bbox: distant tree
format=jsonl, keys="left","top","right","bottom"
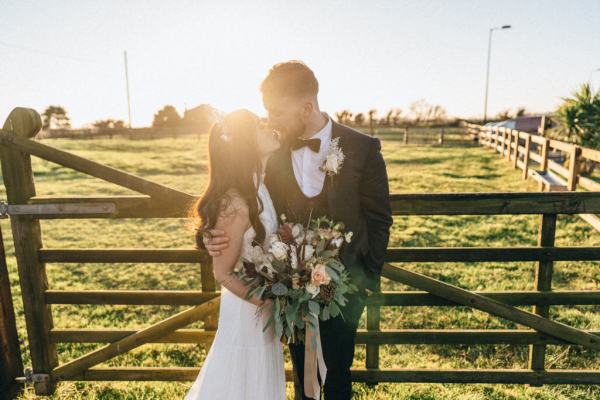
{"left": 409, "top": 100, "right": 447, "bottom": 126}
{"left": 335, "top": 110, "right": 353, "bottom": 125}
{"left": 428, "top": 105, "right": 448, "bottom": 125}
{"left": 495, "top": 109, "right": 512, "bottom": 120}
{"left": 93, "top": 119, "right": 125, "bottom": 129}
{"left": 354, "top": 113, "right": 365, "bottom": 126}
{"left": 42, "top": 105, "right": 71, "bottom": 129}
{"left": 515, "top": 107, "right": 527, "bottom": 117}
{"left": 152, "top": 105, "right": 182, "bottom": 128}
{"left": 391, "top": 109, "right": 403, "bottom": 127}
{"left": 368, "top": 109, "right": 378, "bottom": 135}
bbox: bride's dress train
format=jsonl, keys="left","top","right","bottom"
{"left": 184, "top": 181, "right": 286, "bottom": 400}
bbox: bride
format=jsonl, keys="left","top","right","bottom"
{"left": 185, "top": 109, "right": 285, "bottom": 399}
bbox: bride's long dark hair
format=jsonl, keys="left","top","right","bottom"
{"left": 188, "top": 109, "right": 265, "bottom": 249}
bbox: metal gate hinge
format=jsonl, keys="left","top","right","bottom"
{"left": 24, "top": 367, "right": 50, "bottom": 383}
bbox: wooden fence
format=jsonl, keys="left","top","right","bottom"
{"left": 464, "top": 122, "right": 600, "bottom": 231}
{"left": 1, "top": 108, "right": 600, "bottom": 397}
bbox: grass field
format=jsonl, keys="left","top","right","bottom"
{"left": 2, "top": 128, "right": 599, "bottom": 399}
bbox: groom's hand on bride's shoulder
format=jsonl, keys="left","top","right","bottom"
{"left": 202, "top": 229, "right": 230, "bottom": 256}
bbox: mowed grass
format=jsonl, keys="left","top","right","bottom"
{"left": 2, "top": 128, "right": 599, "bottom": 399}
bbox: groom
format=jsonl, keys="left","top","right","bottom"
{"left": 205, "top": 60, "right": 392, "bottom": 399}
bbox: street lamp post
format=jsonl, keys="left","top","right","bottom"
{"left": 483, "top": 24, "right": 512, "bottom": 123}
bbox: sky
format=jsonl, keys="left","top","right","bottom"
{"left": 1, "top": 0, "right": 600, "bottom": 128}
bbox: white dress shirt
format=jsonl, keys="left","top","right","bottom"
{"left": 291, "top": 115, "right": 332, "bottom": 198}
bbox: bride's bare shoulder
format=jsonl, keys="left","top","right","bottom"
{"left": 217, "top": 189, "right": 250, "bottom": 222}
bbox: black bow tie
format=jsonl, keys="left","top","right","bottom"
{"left": 291, "top": 137, "right": 321, "bottom": 153}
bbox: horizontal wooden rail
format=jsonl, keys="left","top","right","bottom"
{"left": 45, "top": 290, "right": 219, "bottom": 305}
{"left": 17, "top": 192, "right": 600, "bottom": 219}
{"left": 44, "top": 289, "right": 600, "bottom": 306}
{"left": 62, "top": 366, "right": 600, "bottom": 384}
{"left": 581, "top": 147, "right": 600, "bottom": 163}
{"left": 50, "top": 328, "right": 600, "bottom": 346}
{"left": 39, "top": 249, "right": 210, "bottom": 264}
{"left": 579, "top": 176, "right": 600, "bottom": 192}
{"left": 385, "top": 246, "right": 600, "bottom": 262}
{"left": 389, "top": 192, "right": 600, "bottom": 215}
{"left": 368, "top": 290, "right": 600, "bottom": 306}
{"left": 38, "top": 246, "right": 600, "bottom": 265}
{"left": 28, "top": 196, "right": 187, "bottom": 218}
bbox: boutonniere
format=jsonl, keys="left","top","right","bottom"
{"left": 319, "top": 137, "right": 345, "bottom": 182}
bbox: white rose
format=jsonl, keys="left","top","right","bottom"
{"left": 325, "top": 154, "right": 339, "bottom": 172}
{"left": 248, "top": 245, "right": 265, "bottom": 263}
{"left": 332, "top": 237, "right": 344, "bottom": 248}
{"left": 270, "top": 241, "right": 289, "bottom": 261}
{"left": 292, "top": 224, "right": 303, "bottom": 239}
{"left": 305, "top": 283, "right": 320, "bottom": 298}
{"left": 345, "top": 232, "right": 353, "bottom": 243}
{"left": 266, "top": 234, "right": 278, "bottom": 247}
{"left": 295, "top": 232, "right": 306, "bottom": 245}
{"left": 302, "top": 244, "right": 315, "bottom": 261}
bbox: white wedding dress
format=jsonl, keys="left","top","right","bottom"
{"left": 184, "top": 180, "right": 286, "bottom": 400}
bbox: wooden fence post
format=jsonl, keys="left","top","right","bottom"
{"left": 0, "top": 222, "right": 24, "bottom": 399}
{"left": 567, "top": 145, "right": 581, "bottom": 191}
{"left": 403, "top": 127, "right": 409, "bottom": 144}
{"left": 492, "top": 127, "right": 499, "bottom": 152}
{"left": 528, "top": 213, "right": 557, "bottom": 386}
{"left": 500, "top": 128, "right": 507, "bottom": 158}
{"left": 200, "top": 260, "right": 218, "bottom": 346}
{"left": 365, "top": 277, "right": 381, "bottom": 385}
{"left": 539, "top": 138, "right": 549, "bottom": 191}
{"left": 505, "top": 129, "right": 513, "bottom": 161}
{"left": 438, "top": 128, "right": 444, "bottom": 145}
{"left": 538, "top": 115, "right": 546, "bottom": 136}
{"left": 512, "top": 131, "right": 519, "bottom": 169}
{"left": 0, "top": 108, "right": 58, "bottom": 395}
{"left": 522, "top": 134, "right": 531, "bottom": 180}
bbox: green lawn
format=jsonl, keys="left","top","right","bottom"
{"left": 2, "top": 130, "right": 599, "bottom": 399}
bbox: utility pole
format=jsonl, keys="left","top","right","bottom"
{"left": 124, "top": 50, "right": 132, "bottom": 128}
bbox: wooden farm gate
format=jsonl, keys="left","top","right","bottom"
{"left": 1, "top": 108, "right": 599, "bottom": 397}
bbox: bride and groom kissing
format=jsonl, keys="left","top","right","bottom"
{"left": 185, "top": 60, "right": 392, "bottom": 400}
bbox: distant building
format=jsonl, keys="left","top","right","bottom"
{"left": 486, "top": 115, "right": 553, "bottom": 135}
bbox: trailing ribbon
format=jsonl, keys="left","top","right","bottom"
{"left": 304, "top": 313, "right": 327, "bottom": 400}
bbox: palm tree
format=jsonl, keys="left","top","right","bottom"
{"left": 553, "top": 83, "right": 600, "bottom": 174}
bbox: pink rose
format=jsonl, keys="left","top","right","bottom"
{"left": 311, "top": 263, "right": 331, "bottom": 287}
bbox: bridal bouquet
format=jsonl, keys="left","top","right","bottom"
{"left": 234, "top": 213, "right": 358, "bottom": 345}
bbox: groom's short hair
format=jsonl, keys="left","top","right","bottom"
{"left": 261, "top": 60, "right": 319, "bottom": 100}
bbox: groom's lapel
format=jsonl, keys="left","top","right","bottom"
{"left": 326, "top": 121, "right": 346, "bottom": 210}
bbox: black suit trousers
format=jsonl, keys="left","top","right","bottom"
{"left": 289, "top": 286, "right": 368, "bottom": 400}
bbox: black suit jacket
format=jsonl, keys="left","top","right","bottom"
{"left": 264, "top": 121, "right": 393, "bottom": 292}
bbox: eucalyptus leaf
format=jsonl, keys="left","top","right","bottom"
{"left": 308, "top": 300, "right": 320, "bottom": 315}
